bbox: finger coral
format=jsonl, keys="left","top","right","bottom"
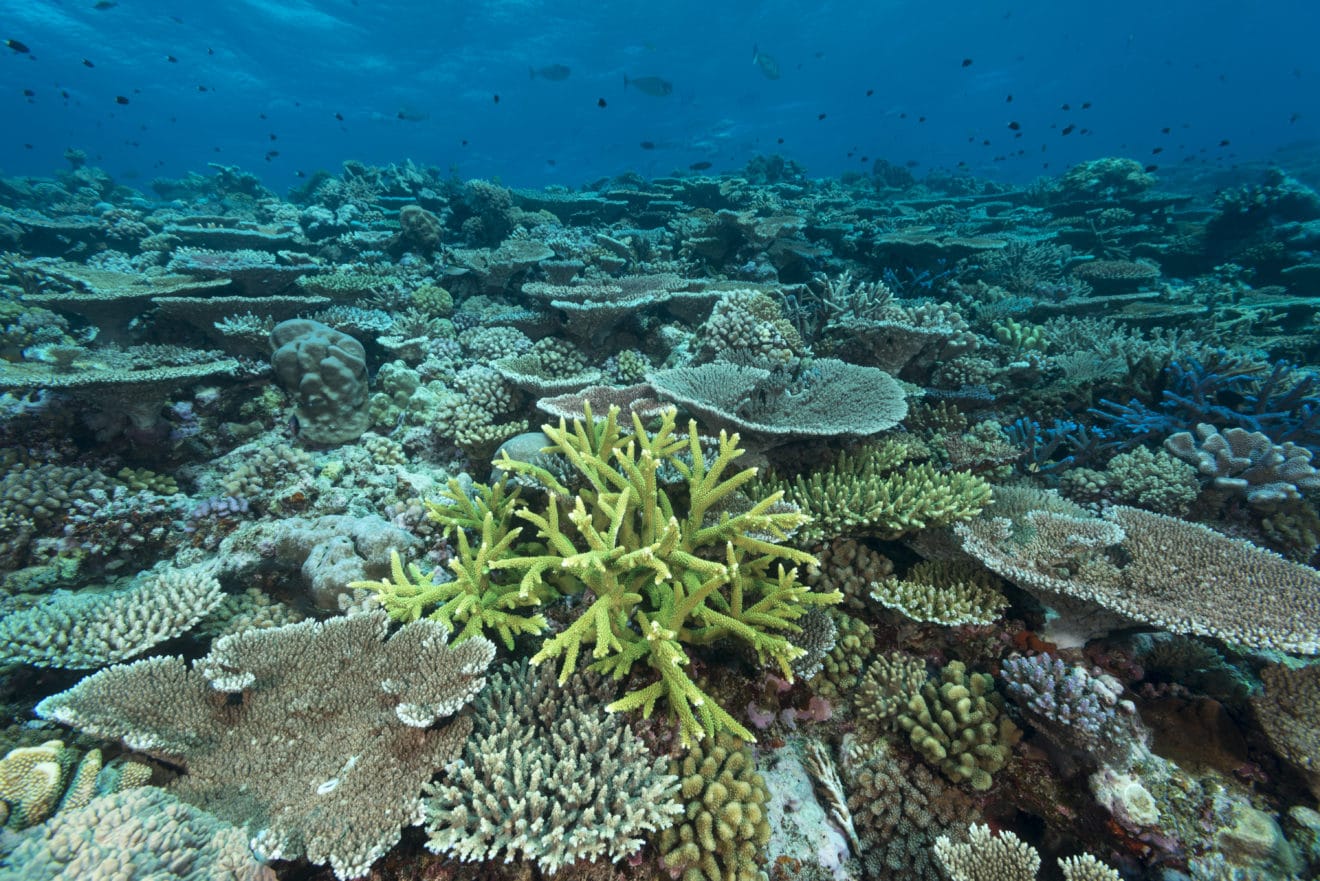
{"left": 659, "top": 732, "right": 772, "bottom": 881}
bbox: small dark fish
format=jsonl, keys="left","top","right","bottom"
{"left": 817, "top": 112, "right": 826, "bottom": 120}
{"left": 170, "top": 16, "right": 184, "bottom": 23}
{"left": 752, "top": 45, "right": 780, "bottom": 80}
{"left": 5, "top": 39, "right": 31, "bottom": 54}
{"left": 198, "top": 85, "right": 209, "bottom": 91}
{"left": 115, "top": 95, "right": 129, "bottom": 104}
{"left": 1161, "top": 127, "right": 1170, "bottom": 134}
{"left": 296, "top": 170, "right": 306, "bottom": 177}
{"left": 1144, "top": 164, "right": 1159, "bottom": 172}
{"left": 918, "top": 116, "right": 926, "bottom": 123}
{"left": 259, "top": 113, "right": 267, "bottom": 119}
{"left": 981, "top": 139, "right": 990, "bottom": 146}
{"left": 1008, "top": 121, "right": 1020, "bottom": 130}
{"left": 1219, "top": 139, "right": 1230, "bottom": 146}
{"left": 396, "top": 107, "right": 428, "bottom": 121}
{"left": 1290, "top": 112, "right": 1301, "bottom": 124}
{"left": 492, "top": 93, "right": 499, "bottom": 104}
{"left": 866, "top": 88, "right": 874, "bottom": 97}
{"left": 1061, "top": 124, "right": 1075, "bottom": 135}
{"left": 82, "top": 58, "right": 94, "bottom": 67}
{"left": 530, "top": 64, "right": 571, "bottom": 81}
{"left": 899, "top": 112, "right": 907, "bottom": 119}
{"left": 1152, "top": 146, "right": 1163, "bottom": 154}
{"left": 22, "top": 88, "right": 34, "bottom": 97}
{"left": 166, "top": 55, "right": 178, "bottom": 63}
{"left": 689, "top": 161, "right": 712, "bottom": 171}
{"left": 269, "top": 133, "right": 277, "bottom": 140}
{"left": 597, "top": 97, "right": 607, "bottom": 107}
{"left": 905, "top": 159, "right": 920, "bottom": 168}
{"left": 1006, "top": 94, "right": 1013, "bottom": 102}
{"left": 624, "top": 75, "right": 672, "bottom": 97}
{"left": 776, "top": 137, "right": 784, "bottom": 144}
{"left": 639, "top": 140, "right": 655, "bottom": 149}
{"left": 335, "top": 112, "right": 344, "bottom": 121}
{"left": 61, "top": 90, "right": 69, "bottom": 98}
{"left": 546, "top": 159, "right": 556, "bottom": 166}
{"left": 961, "top": 58, "right": 973, "bottom": 67}
{"left": 1061, "top": 103, "right": 1071, "bottom": 110}
{"left": 23, "top": 143, "right": 32, "bottom": 149}
{"left": 207, "top": 47, "right": 214, "bottom": 55}
{"left": 93, "top": 1, "right": 117, "bottom": 9}
{"left": 1081, "top": 101, "right": 1092, "bottom": 109}
{"left": 264, "top": 150, "right": 279, "bottom": 161}
{"left": 461, "top": 138, "right": 468, "bottom": 145}
{"left": 957, "top": 160, "right": 967, "bottom": 168}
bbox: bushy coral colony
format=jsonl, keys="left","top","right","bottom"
{"left": 1, "top": 152, "right": 1319, "bottom": 881}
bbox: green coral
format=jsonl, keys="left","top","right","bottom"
{"left": 809, "top": 610, "right": 876, "bottom": 704}
{"left": 870, "top": 561, "right": 1010, "bottom": 626}
{"left": 759, "top": 440, "right": 992, "bottom": 543}
{"left": 114, "top": 466, "right": 178, "bottom": 496}
{"left": 411, "top": 283, "right": 453, "bottom": 317}
{"left": 659, "top": 732, "right": 771, "bottom": 881}
{"left": 505, "top": 405, "right": 838, "bottom": 744}
{"left": 897, "top": 660, "right": 1020, "bottom": 791}
{"left": 993, "top": 317, "right": 1049, "bottom": 351}
{"left": 362, "top": 404, "right": 838, "bottom": 744}
{"left": 350, "top": 479, "right": 552, "bottom": 650}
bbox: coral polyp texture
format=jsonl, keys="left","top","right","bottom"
{"left": 422, "top": 660, "right": 681, "bottom": 873}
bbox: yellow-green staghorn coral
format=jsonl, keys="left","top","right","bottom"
{"left": 361, "top": 404, "right": 839, "bottom": 743}
{"left": 351, "top": 479, "right": 552, "bottom": 649}
{"left": 503, "top": 404, "right": 839, "bottom": 744}
{"left": 758, "top": 440, "right": 992, "bottom": 544}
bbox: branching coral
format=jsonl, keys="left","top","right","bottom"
{"left": 352, "top": 478, "right": 551, "bottom": 649}
{"left": 423, "top": 660, "right": 681, "bottom": 873}
{"left": 369, "top": 404, "right": 839, "bottom": 744}
{"left": 498, "top": 404, "right": 840, "bottom": 744}
{"left": 760, "top": 439, "right": 992, "bottom": 543}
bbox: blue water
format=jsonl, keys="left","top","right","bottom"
{"left": 1, "top": 0, "right": 1318, "bottom": 190}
